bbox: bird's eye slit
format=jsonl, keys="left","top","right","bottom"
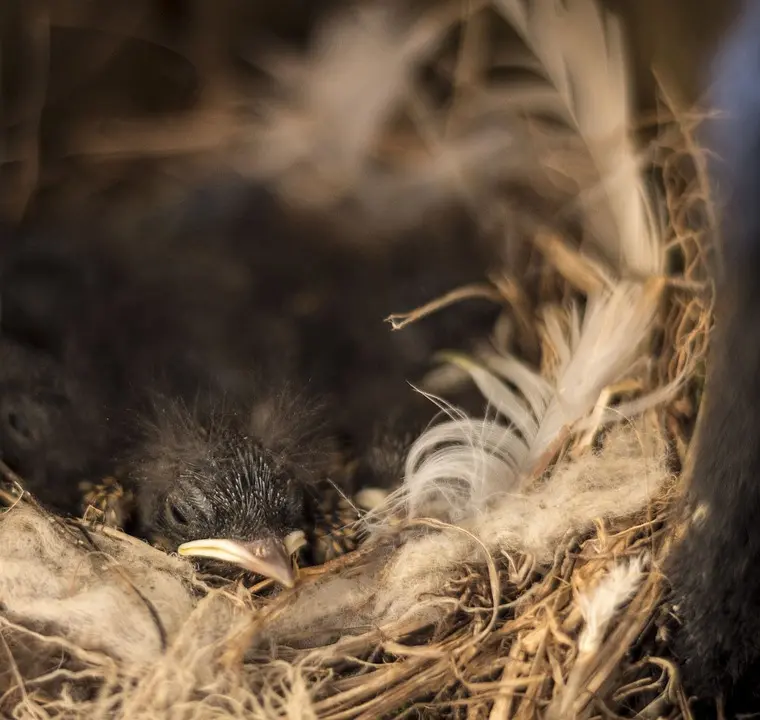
{"left": 165, "top": 499, "right": 189, "bottom": 526}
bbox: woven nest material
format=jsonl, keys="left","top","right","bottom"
{"left": 0, "top": 1, "right": 716, "bottom": 718}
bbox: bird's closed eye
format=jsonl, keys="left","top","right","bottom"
{"left": 165, "top": 498, "right": 190, "bottom": 526}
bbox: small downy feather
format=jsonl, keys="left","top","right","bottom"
{"left": 577, "top": 555, "right": 646, "bottom": 655}
{"left": 546, "top": 555, "right": 646, "bottom": 719}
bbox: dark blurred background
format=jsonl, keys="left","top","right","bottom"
{"left": 0, "top": 0, "right": 740, "bottom": 231}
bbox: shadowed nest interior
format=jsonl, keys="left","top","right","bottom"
{"left": 0, "top": 0, "right": 717, "bottom": 718}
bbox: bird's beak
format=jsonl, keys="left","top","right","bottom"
{"left": 177, "top": 530, "right": 307, "bottom": 588}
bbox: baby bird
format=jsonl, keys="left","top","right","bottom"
{"left": 131, "top": 386, "right": 334, "bottom": 587}
{"left": 0, "top": 219, "right": 324, "bottom": 586}
{"left": 0, "top": 335, "right": 111, "bottom": 513}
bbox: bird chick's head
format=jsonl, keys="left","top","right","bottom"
{"left": 136, "top": 413, "right": 311, "bottom": 587}
{"left": 0, "top": 336, "right": 112, "bottom": 514}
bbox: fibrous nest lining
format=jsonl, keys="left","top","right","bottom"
{"left": 0, "top": 0, "right": 715, "bottom": 718}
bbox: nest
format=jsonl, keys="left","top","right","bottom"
{"left": 0, "top": 0, "right": 717, "bottom": 718}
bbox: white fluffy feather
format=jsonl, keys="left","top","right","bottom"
{"left": 492, "top": 0, "right": 661, "bottom": 276}
{"left": 246, "top": 2, "right": 460, "bottom": 211}
{"left": 372, "top": 280, "right": 665, "bottom": 528}
{"left": 577, "top": 556, "right": 646, "bottom": 654}
{"left": 547, "top": 555, "right": 647, "bottom": 718}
